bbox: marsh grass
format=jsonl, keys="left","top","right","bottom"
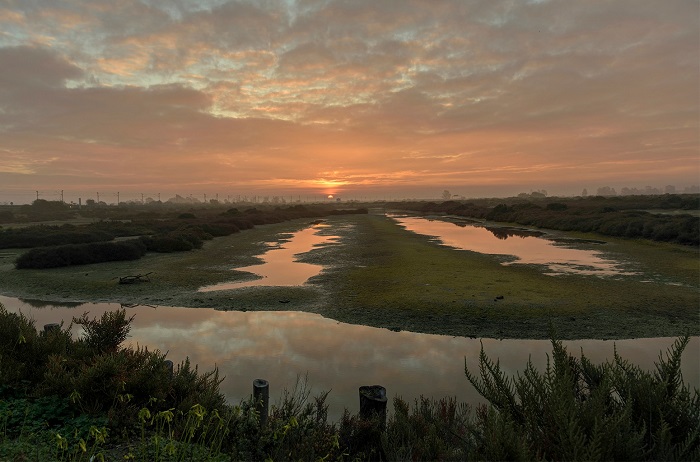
{"left": 322, "top": 214, "right": 699, "bottom": 338}
{"left": 1, "top": 213, "right": 697, "bottom": 338}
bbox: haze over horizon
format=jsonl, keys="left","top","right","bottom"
{"left": 1, "top": 0, "right": 698, "bottom": 204}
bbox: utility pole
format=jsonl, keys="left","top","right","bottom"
{"left": 117, "top": 192, "right": 120, "bottom": 205}
{"left": 35, "top": 190, "right": 39, "bottom": 201}
{"left": 141, "top": 193, "right": 144, "bottom": 204}
{"left": 97, "top": 192, "right": 100, "bottom": 203}
{"left": 60, "top": 190, "right": 64, "bottom": 203}
{"left": 158, "top": 193, "right": 160, "bottom": 202}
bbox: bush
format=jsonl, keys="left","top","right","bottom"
{"left": 15, "top": 240, "right": 146, "bottom": 268}
{"left": 72, "top": 310, "right": 134, "bottom": 354}
{"left": 0, "top": 211, "right": 13, "bottom": 223}
{"left": 0, "top": 226, "right": 114, "bottom": 249}
{"left": 0, "top": 306, "right": 71, "bottom": 386}
{"left": 140, "top": 235, "right": 194, "bottom": 252}
{"left": 464, "top": 336, "right": 700, "bottom": 460}
{"left": 546, "top": 202, "right": 568, "bottom": 211}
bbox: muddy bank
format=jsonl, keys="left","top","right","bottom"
{"left": 0, "top": 213, "right": 697, "bottom": 340}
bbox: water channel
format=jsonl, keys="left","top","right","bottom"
{"left": 199, "top": 222, "right": 339, "bottom": 291}
{"left": 392, "top": 214, "right": 636, "bottom": 277}
{"left": 2, "top": 296, "right": 697, "bottom": 422}
{"left": 1, "top": 215, "right": 697, "bottom": 420}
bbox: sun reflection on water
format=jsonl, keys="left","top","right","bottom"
{"left": 199, "top": 223, "right": 340, "bottom": 292}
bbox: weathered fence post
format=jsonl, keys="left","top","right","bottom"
{"left": 359, "top": 385, "right": 387, "bottom": 427}
{"left": 253, "top": 379, "right": 269, "bottom": 427}
{"left": 163, "top": 360, "right": 174, "bottom": 380}
{"left": 43, "top": 323, "right": 60, "bottom": 335}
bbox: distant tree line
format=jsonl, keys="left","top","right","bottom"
{"left": 9, "top": 205, "right": 368, "bottom": 269}
{"left": 391, "top": 194, "right": 700, "bottom": 246}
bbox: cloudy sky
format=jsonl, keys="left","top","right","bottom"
{"left": 0, "top": 0, "right": 698, "bottom": 202}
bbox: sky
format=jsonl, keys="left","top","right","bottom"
{"left": 0, "top": 0, "right": 698, "bottom": 203}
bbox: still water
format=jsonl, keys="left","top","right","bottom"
{"left": 392, "top": 215, "right": 635, "bottom": 277}
{"left": 199, "top": 223, "right": 339, "bottom": 292}
{"left": 2, "top": 295, "right": 697, "bottom": 421}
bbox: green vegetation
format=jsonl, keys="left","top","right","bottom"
{"left": 391, "top": 194, "right": 700, "bottom": 246}
{"left": 0, "top": 225, "right": 114, "bottom": 249}
{"left": 1, "top": 303, "right": 697, "bottom": 460}
{"left": 15, "top": 240, "right": 147, "bottom": 269}
{"left": 0, "top": 212, "right": 697, "bottom": 339}
{"left": 2, "top": 204, "right": 368, "bottom": 269}
{"left": 319, "top": 214, "right": 699, "bottom": 339}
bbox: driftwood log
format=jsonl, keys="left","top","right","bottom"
{"left": 118, "top": 272, "right": 153, "bottom": 284}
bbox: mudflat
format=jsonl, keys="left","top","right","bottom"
{"left": 0, "top": 212, "right": 697, "bottom": 339}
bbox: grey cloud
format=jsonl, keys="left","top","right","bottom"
{"left": 0, "top": 45, "right": 82, "bottom": 87}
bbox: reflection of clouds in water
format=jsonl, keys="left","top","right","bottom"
{"left": 394, "top": 216, "right": 634, "bottom": 277}
{"left": 200, "top": 224, "right": 341, "bottom": 291}
{"left": 1, "top": 295, "right": 696, "bottom": 421}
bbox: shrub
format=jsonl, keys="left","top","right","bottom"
{"left": 15, "top": 240, "right": 146, "bottom": 269}
{"left": 140, "top": 235, "right": 194, "bottom": 252}
{"left": 199, "top": 223, "right": 240, "bottom": 237}
{"left": 0, "top": 306, "right": 72, "bottom": 386}
{"left": 72, "top": 310, "right": 134, "bottom": 354}
{"left": 169, "top": 358, "right": 227, "bottom": 414}
{"left": 0, "top": 211, "right": 13, "bottom": 223}
{"left": 382, "top": 396, "right": 476, "bottom": 461}
{"left": 546, "top": 202, "right": 568, "bottom": 211}
{"left": 464, "top": 336, "right": 700, "bottom": 460}
{"left": 0, "top": 226, "right": 114, "bottom": 249}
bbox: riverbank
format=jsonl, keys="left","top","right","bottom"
{"left": 0, "top": 213, "right": 698, "bottom": 339}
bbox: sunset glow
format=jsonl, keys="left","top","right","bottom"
{"left": 0, "top": 1, "right": 698, "bottom": 203}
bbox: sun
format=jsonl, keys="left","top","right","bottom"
{"left": 327, "top": 194, "right": 334, "bottom": 199}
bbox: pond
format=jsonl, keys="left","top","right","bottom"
{"left": 199, "top": 222, "right": 339, "bottom": 292}
{"left": 391, "top": 214, "right": 636, "bottom": 277}
{"left": 2, "top": 295, "right": 697, "bottom": 422}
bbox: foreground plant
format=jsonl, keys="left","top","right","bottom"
{"left": 1, "top": 301, "right": 697, "bottom": 461}
{"left": 464, "top": 336, "right": 700, "bottom": 460}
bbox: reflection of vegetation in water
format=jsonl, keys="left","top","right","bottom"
{"left": 396, "top": 214, "right": 634, "bottom": 277}
{"left": 393, "top": 194, "right": 700, "bottom": 246}
{"left": 19, "top": 298, "right": 82, "bottom": 308}
{"left": 483, "top": 225, "right": 544, "bottom": 240}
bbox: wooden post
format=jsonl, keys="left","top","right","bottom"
{"left": 253, "top": 379, "right": 269, "bottom": 427}
{"left": 164, "top": 360, "right": 174, "bottom": 380}
{"left": 359, "top": 385, "right": 387, "bottom": 427}
{"left": 43, "top": 323, "right": 60, "bottom": 335}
